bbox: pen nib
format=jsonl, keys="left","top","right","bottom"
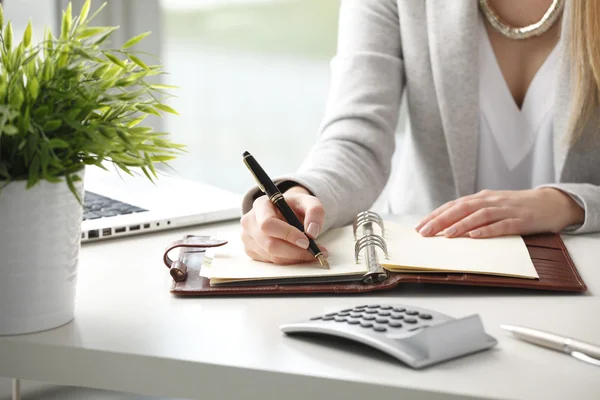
{"left": 316, "top": 254, "right": 330, "bottom": 269}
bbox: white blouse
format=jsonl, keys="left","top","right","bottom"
{"left": 475, "top": 16, "right": 560, "bottom": 192}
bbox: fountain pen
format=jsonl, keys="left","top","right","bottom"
{"left": 242, "top": 151, "right": 329, "bottom": 268}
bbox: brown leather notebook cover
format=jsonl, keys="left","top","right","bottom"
{"left": 163, "top": 232, "right": 587, "bottom": 296}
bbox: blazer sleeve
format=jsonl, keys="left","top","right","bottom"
{"left": 541, "top": 183, "right": 600, "bottom": 234}
{"left": 241, "top": 0, "right": 405, "bottom": 233}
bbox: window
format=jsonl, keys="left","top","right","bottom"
{"left": 158, "top": 0, "right": 341, "bottom": 194}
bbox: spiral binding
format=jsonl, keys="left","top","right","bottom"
{"left": 353, "top": 211, "right": 389, "bottom": 284}
{"left": 353, "top": 211, "right": 385, "bottom": 239}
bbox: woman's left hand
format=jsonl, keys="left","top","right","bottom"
{"left": 414, "top": 188, "right": 585, "bottom": 238}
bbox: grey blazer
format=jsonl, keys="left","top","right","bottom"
{"left": 242, "top": 0, "right": 600, "bottom": 234}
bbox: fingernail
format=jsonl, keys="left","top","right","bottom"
{"left": 419, "top": 223, "right": 432, "bottom": 236}
{"left": 322, "top": 249, "right": 329, "bottom": 258}
{"left": 470, "top": 230, "right": 481, "bottom": 237}
{"left": 295, "top": 238, "right": 309, "bottom": 249}
{"left": 307, "top": 222, "right": 320, "bottom": 238}
{"left": 444, "top": 226, "right": 457, "bottom": 237}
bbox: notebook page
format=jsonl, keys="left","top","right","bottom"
{"left": 203, "top": 226, "right": 367, "bottom": 283}
{"left": 381, "top": 221, "right": 539, "bottom": 279}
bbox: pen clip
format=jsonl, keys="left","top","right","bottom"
{"left": 243, "top": 157, "right": 266, "bottom": 193}
{"left": 570, "top": 351, "right": 600, "bottom": 367}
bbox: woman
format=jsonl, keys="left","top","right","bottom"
{"left": 240, "top": 0, "right": 600, "bottom": 265}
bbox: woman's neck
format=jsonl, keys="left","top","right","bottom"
{"left": 487, "top": 0, "right": 556, "bottom": 27}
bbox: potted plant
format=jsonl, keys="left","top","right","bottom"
{"left": 0, "top": 0, "right": 184, "bottom": 335}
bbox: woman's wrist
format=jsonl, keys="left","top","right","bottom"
{"left": 538, "top": 188, "right": 585, "bottom": 230}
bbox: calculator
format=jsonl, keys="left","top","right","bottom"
{"left": 280, "top": 304, "right": 497, "bottom": 369}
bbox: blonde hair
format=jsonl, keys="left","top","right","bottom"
{"left": 569, "top": 0, "right": 600, "bottom": 145}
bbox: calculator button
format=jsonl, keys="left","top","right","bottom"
{"left": 419, "top": 314, "right": 433, "bottom": 320}
{"left": 393, "top": 307, "right": 406, "bottom": 312}
{"left": 365, "top": 309, "right": 378, "bottom": 314}
{"left": 338, "top": 312, "right": 350, "bottom": 317}
{"left": 347, "top": 319, "right": 360, "bottom": 325}
{"left": 360, "top": 322, "right": 373, "bottom": 328}
{"left": 350, "top": 312, "right": 362, "bottom": 318}
{"left": 391, "top": 313, "right": 404, "bottom": 320}
{"left": 310, "top": 316, "right": 322, "bottom": 321}
{"left": 389, "top": 321, "right": 403, "bottom": 328}
{"left": 406, "top": 310, "right": 419, "bottom": 315}
{"left": 375, "top": 317, "right": 389, "bottom": 324}
{"left": 355, "top": 305, "right": 368, "bottom": 309}
{"left": 323, "top": 316, "right": 335, "bottom": 321}
{"left": 363, "top": 315, "right": 376, "bottom": 321}
{"left": 341, "top": 308, "right": 353, "bottom": 313}
{"left": 378, "top": 311, "right": 391, "bottom": 316}
{"left": 325, "top": 312, "right": 337, "bottom": 317}
{"left": 404, "top": 318, "right": 418, "bottom": 324}
{"left": 335, "top": 316, "right": 347, "bottom": 322}
{"left": 380, "top": 305, "right": 393, "bottom": 310}
{"left": 367, "top": 305, "right": 380, "bottom": 309}
{"left": 373, "top": 326, "right": 387, "bottom": 332}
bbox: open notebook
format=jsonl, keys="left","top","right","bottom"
{"left": 201, "top": 211, "right": 539, "bottom": 286}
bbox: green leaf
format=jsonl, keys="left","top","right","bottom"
{"left": 66, "top": 173, "right": 82, "bottom": 204}
{"left": 27, "top": 154, "right": 41, "bottom": 189}
{"left": 23, "top": 21, "right": 33, "bottom": 48}
{"left": 9, "top": 89, "right": 24, "bottom": 110}
{"left": 87, "top": 1, "right": 108, "bottom": 23}
{"left": 116, "top": 129, "right": 131, "bottom": 145}
{"left": 150, "top": 84, "right": 179, "bottom": 90}
{"left": 154, "top": 103, "right": 179, "bottom": 115}
{"left": 136, "top": 104, "right": 161, "bottom": 117}
{"left": 127, "top": 115, "right": 146, "bottom": 128}
{"left": 48, "top": 138, "right": 70, "bottom": 149}
{"left": 3, "top": 124, "right": 18, "bottom": 135}
{"left": 141, "top": 165, "right": 155, "bottom": 183}
{"left": 80, "top": 0, "right": 91, "bottom": 23}
{"left": 34, "top": 105, "right": 50, "bottom": 119}
{"left": 44, "top": 28, "right": 54, "bottom": 58}
{"left": 150, "top": 155, "right": 176, "bottom": 162}
{"left": 61, "top": 9, "right": 70, "bottom": 40}
{"left": 94, "top": 30, "right": 115, "bottom": 46}
{"left": 122, "top": 31, "right": 151, "bottom": 49}
{"left": 128, "top": 55, "right": 149, "bottom": 71}
{"left": 98, "top": 125, "right": 116, "bottom": 138}
{"left": 43, "top": 120, "right": 63, "bottom": 132}
{"left": 4, "top": 21, "right": 13, "bottom": 52}
{"left": 104, "top": 53, "right": 126, "bottom": 68}
{"left": 0, "top": 4, "right": 4, "bottom": 29}
{"left": 27, "top": 77, "right": 40, "bottom": 100}
{"left": 78, "top": 26, "right": 115, "bottom": 39}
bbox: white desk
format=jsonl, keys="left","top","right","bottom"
{"left": 1, "top": 220, "right": 599, "bottom": 400}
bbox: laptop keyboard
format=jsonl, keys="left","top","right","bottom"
{"left": 83, "top": 191, "right": 148, "bottom": 221}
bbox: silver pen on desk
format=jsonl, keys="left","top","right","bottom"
{"left": 501, "top": 324, "right": 600, "bottom": 367}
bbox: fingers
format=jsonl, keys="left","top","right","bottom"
{"left": 419, "top": 198, "right": 494, "bottom": 237}
{"left": 414, "top": 190, "right": 493, "bottom": 233}
{"left": 241, "top": 193, "right": 328, "bottom": 264}
{"left": 287, "top": 195, "right": 325, "bottom": 238}
{"left": 241, "top": 231, "right": 328, "bottom": 264}
{"left": 253, "top": 196, "right": 308, "bottom": 248}
{"left": 443, "top": 206, "right": 511, "bottom": 238}
{"left": 468, "top": 218, "right": 522, "bottom": 238}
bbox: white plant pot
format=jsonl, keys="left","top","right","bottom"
{"left": 0, "top": 169, "right": 84, "bottom": 335}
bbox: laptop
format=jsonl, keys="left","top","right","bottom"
{"left": 81, "top": 165, "right": 242, "bottom": 242}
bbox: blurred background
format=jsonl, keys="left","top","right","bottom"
{"left": 3, "top": 0, "right": 346, "bottom": 195}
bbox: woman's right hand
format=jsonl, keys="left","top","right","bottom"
{"left": 240, "top": 185, "right": 327, "bottom": 264}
